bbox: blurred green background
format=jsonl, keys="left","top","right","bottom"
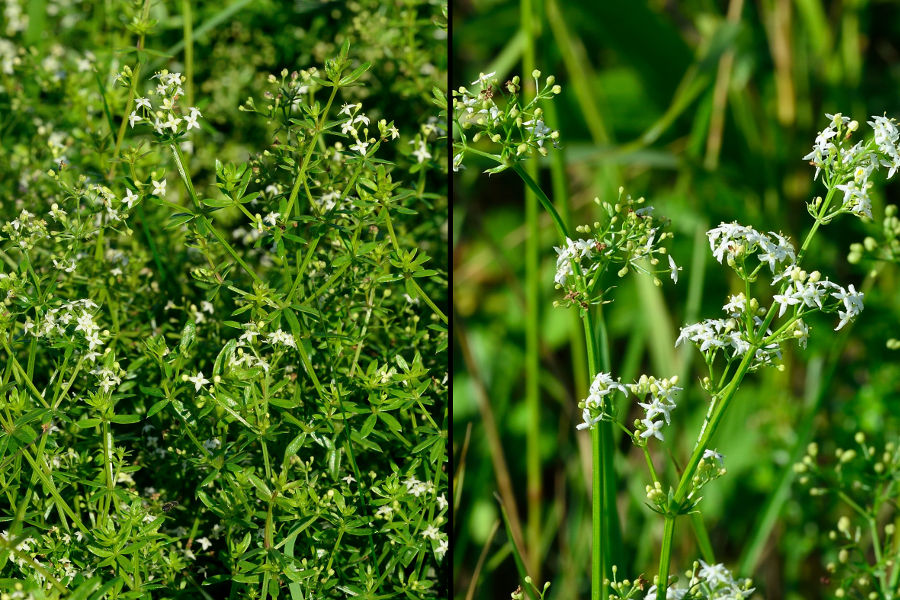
{"left": 452, "top": 1, "right": 900, "bottom": 598}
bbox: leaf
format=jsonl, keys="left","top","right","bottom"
{"left": 108, "top": 414, "right": 141, "bottom": 424}
{"left": 284, "top": 433, "right": 306, "bottom": 461}
{"left": 378, "top": 412, "right": 402, "bottom": 433}
{"left": 339, "top": 61, "right": 371, "bottom": 86}
{"left": 76, "top": 418, "right": 101, "bottom": 429}
{"left": 202, "top": 197, "right": 234, "bottom": 208}
{"left": 139, "top": 386, "right": 166, "bottom": 398}
{"left": 248, "top": 473, "right": 272, "bottom": 500}
{"left": 213, "top": 339, "right": 238, "bottom": 377}
{"left": 360, "top": 414, "right": 377, "bottom": 438}
{"left": 180, "top": 320, "right": 196, "bottom": 354}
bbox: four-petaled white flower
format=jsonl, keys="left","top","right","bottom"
{"left": 128, "top": 111, "right": 141, "bottom": 128}
{"left": 123, "top": 188, "right": 138, "bottom": 209}
{"left": 135, "top": 97, "right": 151, "bottom": 110}
{"left": 184, "top": 113, "right": 200, "bottom": 131}
{"left": 411, "top": 140, "right": 431, "bottom": 164}
{"left": 350, "top": 140, "right": 369, "bottom": 155}
{"left": 640, "top": 418, "right": 665, "bottom": 441}
{"left": 189, "top": 372, "right": 210, "bottom": 392}
{"left": 152, "top": 179, "right": 166, "bottom": 197}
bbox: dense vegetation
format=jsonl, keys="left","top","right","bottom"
{"left": 0, "top": 1, "right": 448, "bottom": 598}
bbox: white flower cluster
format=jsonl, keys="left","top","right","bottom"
{"left": 576, "top": 372, "right": 626, "bottom": 431}
{"left": 553, "top": 195, "right": 677, "bottom": 304}
{"left": 772, "top": 265, "right": 864, "bottom": 331}
{"left": 554, "top": 237, "right": 595, "bottom": 286}
{"left": 803, "top": 113, "right": 900, "bottom": 220}
{"left": 676, "top": 317, "right": 781, "bottom": 372}
{"left": 23, "top": 298, "right": 105, "bottom": 360}
{"left": 91, "top": 364, "right": 123, "bottom": 394}
{"left": 421, "top": 523, "right": 448, "bottom": 561}
{"left": 338, "top": 103, "right": 399, "bottom": 156}
{"left": 643, "top": 561, "right": 754, "bottom": 600}
{"left": 576, "top": 372, "right": 681, "bottom": 442}
{"left": 128, "top": 70, "right": 202, "bottom": 138}
{"left": 265, "top": 328, "right": 297, "bottom": 349}
{"left": 629, "top": 375, "right": 681, "bottom": 442}
{"left": 1, "top": 208, "right": 48, "bottom": 251}
{"left": 707, "top": 222, "right": 795, "bottom": 273}
{"left": 869, "top": 115, "right": 900, "bottom": 177}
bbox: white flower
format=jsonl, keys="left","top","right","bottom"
{"left": 128, "top": 111, "right": 141, "bottom": 128}
{"left": 202, "top": 438, "right": 221, "bottom": 451}
{"left": 436, "top": 494, "right": 448, "bottom": 511}
{"left": 189, "top": 106, "right": 202, "bottom": 120}
{"left": 640, "top": 419, "right": 665, "bottom": 441}
{"left": 638, "top": 398, "right": 672, "bottom": 425}
{"left": 196, "top": 537, "right": 212, "bottom": 551}
{"left": 189, "top": 372, "right": 210, "bottom": 392}
{"left": 123, "top": 188, "right": 139, "bottom": 209}
{"left": 74, "top": 311, "right": 97, "bottom": 335}
{"left": 421, "top": 525, "right": 440, "bottom": 540}
{"left": 152, "top": 179, "right": 166, "bottom": 197}
{"left": 200, "top": 300, "right": 214, "bottom": 314}
{"left": 773, "top": 286, "right": 802, "bottom": 318}
{"left": 832, "top": 284, "right": 864, "bottom": 330}
{"left": 163, "top": 113, "right": 181, "bottom": 132}
{"left": 350, "top": 139, "right": 369, "bottom": 155}
{"left": 135, "top": 97, "right": 151, "bottom": 110}
{"left": 698, "top": 560, "right": 731, "bottom": 587}
{"left": 435, "top": 537, "right": 448, "bottom": 560}
{"left": 339, "top": 103, "right": 357, "bottom": 116}
{"left": 263, "top": 212, "right": 280, "bottom": 227}
{"left": 184, "top": 113, "right": 200, "bottom": 131}
{"left": 341, "top": 474, "right": 355, "bottom": 485}
{"left": 411, "top": 140, "right": 431, "bottom": 163}
{"left": 722, "top": 293, "right": 746, "bottom": 317}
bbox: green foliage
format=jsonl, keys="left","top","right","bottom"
{"left": 0, "top": 0, "right": 447, "bottom": 598}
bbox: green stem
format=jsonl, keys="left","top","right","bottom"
{"left": 107, "top": 0, "right": 152, "bottom": 180}
{"left": 657, "top": 516, "right": 676, "bottom": 599}
{"left": 285, "top": 85, "right": 339, "bottom": 219}
{"left": 520, "top": 0, "right": 542, "bottom": 582}
{"left": 182, "top": 0, "right": 194, "bottom": 108}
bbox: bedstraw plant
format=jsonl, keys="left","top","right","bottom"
{"left": 0, "top": 1, "right": 447, "bottom": 598}
{"left": 454, "top": 65, "right": 900, "bottom": 598}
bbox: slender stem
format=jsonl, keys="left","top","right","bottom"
{"left": 182, "top": 0, "right": 194, "bottom": 108}
{"left": 520, "top": 0, "right": 543, "bottom": 582}
{"left": 657, "top": 516, "right": 676, "bottom": 599}
{"left": 107, "top": 0, "right": 152, "bottom": 180}
{"left": 285, "top": 85, "right": 339, "bottom": 218}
